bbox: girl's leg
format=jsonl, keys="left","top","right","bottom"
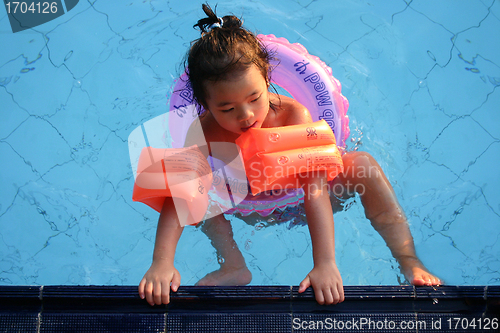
{"left": 334, "top": 151, "right": 441, "bottom": 285}
{"left": 196, "top": 214, "right": 252, "bottom": 286}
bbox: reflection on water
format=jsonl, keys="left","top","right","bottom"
{"left": 0, "top": 0, "right": 499, "bottom": 287}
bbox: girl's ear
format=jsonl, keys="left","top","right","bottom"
{"left": 201, "top": 103, "right": 211, "bottom": 113}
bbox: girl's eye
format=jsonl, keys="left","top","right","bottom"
{"left": 221, "top": 107, "right": 234, "bottom": 112}
{"left": 251, "top": 95, "right": 261, "bottom": 103}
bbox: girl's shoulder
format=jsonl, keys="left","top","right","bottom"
{"left": 184, "top": 111, "right": 238, "bottom": 155}
{"left": 184, "top": 112, "right": 215, "bottom": 144}
{"left": 267, "top": 94, "right": 313, "bottom": 127}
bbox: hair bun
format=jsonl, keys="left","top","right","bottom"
{"left": 193, "top": 4, "right": 241, "bottom": 33}
{"left": 220, "top": 15, "right": 242, "bottom": 29}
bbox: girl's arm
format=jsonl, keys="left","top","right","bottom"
{"left": 138, "top": 197, "right": 183, "bottom": 305}
{"left": 274, "top": 94, "right": 344, "bottom": 304}
{"left": 298, "top": 171, "right": 345, "bottom": 305}
{"left": 139, "top": 111, "right": 210, "bottom": 305}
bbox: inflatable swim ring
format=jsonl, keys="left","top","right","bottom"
{"left": 129, "top": 34, "right": 349, "bottom": 221}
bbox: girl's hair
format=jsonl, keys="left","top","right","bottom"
{"left": 187, "top": 4, "right": 274, "bottom": 114}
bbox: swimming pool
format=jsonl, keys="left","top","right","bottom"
{"left": 0, "top": 0, "right": 499, "bottom": 289}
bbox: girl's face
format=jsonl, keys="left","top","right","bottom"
{"left": 204, "top": 65, "right": 269, "bottom": 135}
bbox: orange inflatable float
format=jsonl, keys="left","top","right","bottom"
{"left": 132, "top": 145, "right": 213, "bottom": 225}
{"left": 235, "top": 119, "right": 343, "bottom": 195}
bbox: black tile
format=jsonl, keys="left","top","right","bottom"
{"left": 40, "top": 313, "right": 165, "bottom": 333}
{"left": 166, "top": 313, "right": 291, "bottom": 333}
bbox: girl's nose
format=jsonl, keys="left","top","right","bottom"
{"left": 238, "top": 107, "right": 253, "bottom": 122}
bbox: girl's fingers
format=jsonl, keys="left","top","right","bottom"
{"left": 161, "top": 281, "right": 170, "bottom": 305}
{"left": 338, "top": 284, "right": 345, "bottom": 303}
{"left": 298, "top": 276, "right": 311, "bottom": 293}
{"left": 140, "top": 273, "right": 180, "bottom": 306}
{"left": 322, "top": 287, "right": 334, "bottom": 305}
{"left": 153, "top": 280, "right": 162, "bottom": 305}
{"left": 315, "top": 289, "right": 325, "bottom": 305}
{"left": 138, "top": 279, "right": 146, "bottom": 299}
{"left": 145, "top": 281, "right": 154, "bottom": 306}
{"left": 171, "top": 272, "right": 181, "bottom": 292}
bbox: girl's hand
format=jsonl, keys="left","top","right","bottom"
{"left": 138, "top": 259, "right": 181, "bottom": 306}
{"left": 298, "top": 261, "right": 344, "bottom": 305}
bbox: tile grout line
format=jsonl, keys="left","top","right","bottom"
{"left": 289, "top": 286, "right": 294, "bottom": 333}
{"left": 36, "top": 285, "right": 44, "bottom": 333}
{"left": 164, "top": 309, "right": 168, "bottom": 333}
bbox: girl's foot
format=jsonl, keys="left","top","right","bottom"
{"left": 196, "top": 265, "right": 252, "bottom": 286}
{"left": 399, "top": 256, "right": 441, "bottom": 286}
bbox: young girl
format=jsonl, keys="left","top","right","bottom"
{"left": 138, "top": 4, "right": 441, "bottom": 306}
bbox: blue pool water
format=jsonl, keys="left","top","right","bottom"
{"left": 1, "top": 0, "right": 499, "bottom": 288}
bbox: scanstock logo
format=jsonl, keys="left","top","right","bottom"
{"left": 3, "top": 0, "right": 79, "bottom": 33}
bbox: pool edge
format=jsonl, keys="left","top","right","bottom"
{"left": 1, "top": 285, "right": 499, "bottom": 332}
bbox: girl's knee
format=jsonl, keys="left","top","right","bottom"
{"left": 331, "top": 152, "right": 388, "bottom": 199}
{"left": 342, "top": 151, "right": 376, "bottom": 167}
{"left": 341, "top": 151, "right": 382, "bottom": 182}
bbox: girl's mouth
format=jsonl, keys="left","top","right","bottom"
{"left": 241, "top": 122, "right": 257, "bottom": 132}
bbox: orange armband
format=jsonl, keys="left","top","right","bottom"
{"left": 132, "top": 145, "right": 212, "bottom": 225}
{"left": 236, "top": 119, "right": 344, "bottom": 195}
